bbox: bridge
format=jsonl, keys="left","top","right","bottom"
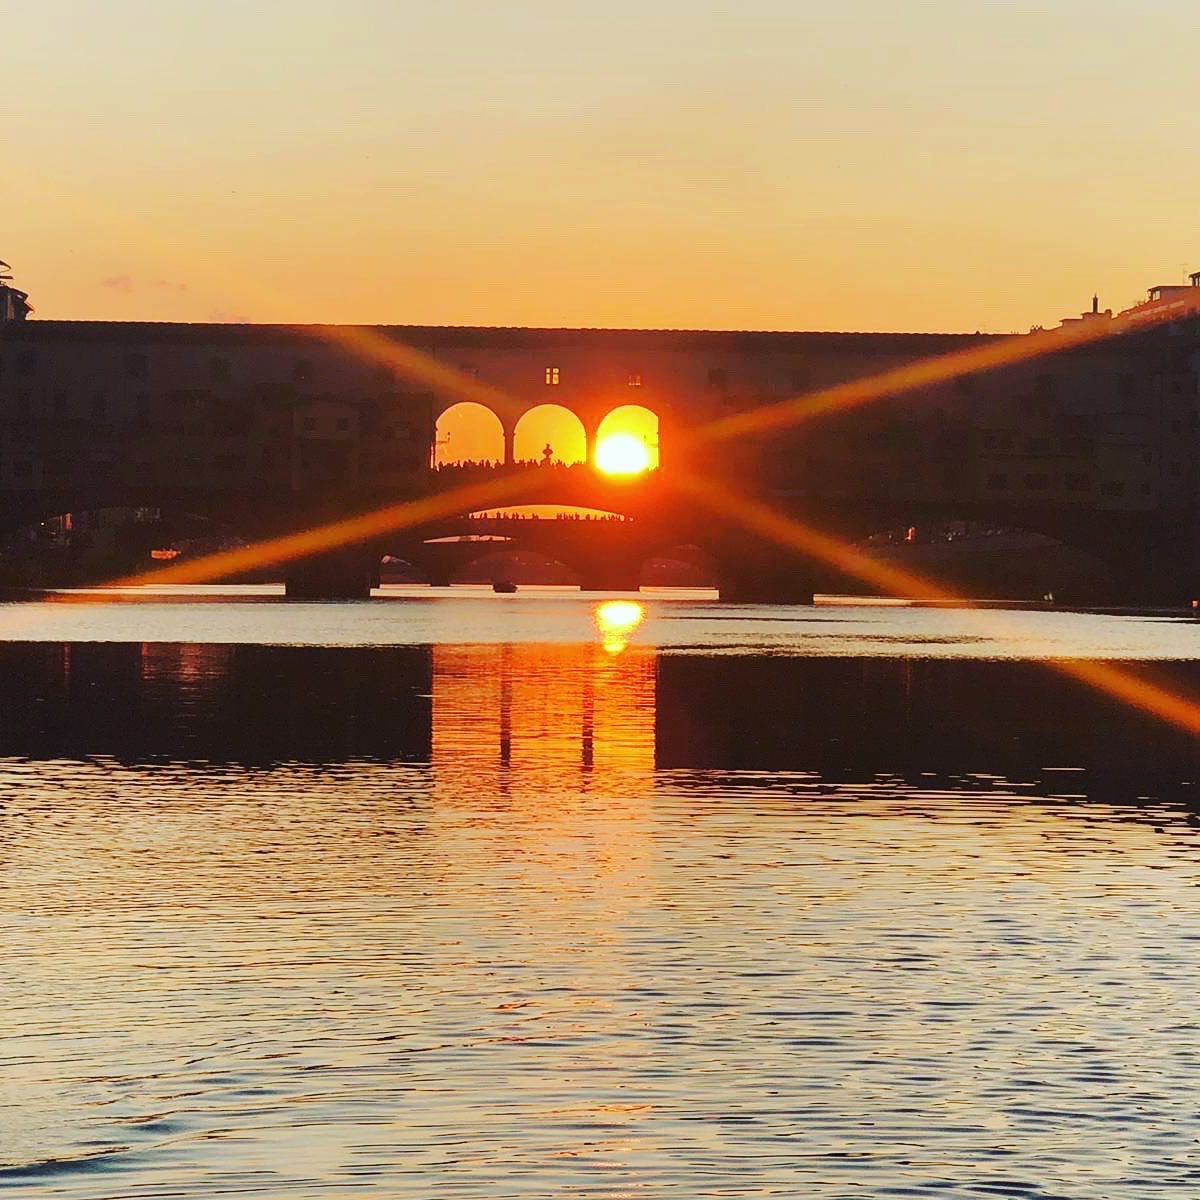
{"left": 0, "top": 314, "right": 1197, "bottom": 602}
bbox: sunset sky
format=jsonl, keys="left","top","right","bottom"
{"left": 7, "top": 1, "right": 1199, "bottom": 333}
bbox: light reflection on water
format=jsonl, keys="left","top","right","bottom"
{"left": 0, "top": 584, "right": 1198, "bottom": 659}
{"left": 2, "top": 598, "right": 1200, "bottom": 1197}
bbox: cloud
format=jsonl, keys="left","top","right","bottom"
{"left": 100, "top": 276, "right": 190, "bottom": 294}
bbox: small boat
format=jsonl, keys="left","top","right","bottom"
{"left": 492, "top": 579, "right": 518, "bottom": 594}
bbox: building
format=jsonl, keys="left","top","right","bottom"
{"left": 0, "top": 261, "right": 31, "bottom": 324}
{"left": 1118, "top": 272, "right": 1200, "bottom": 330}
{"left": 0, "top": 278, "right": 1196, "bottom": 537}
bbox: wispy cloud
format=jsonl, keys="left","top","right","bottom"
{"left": 100, "top": 275, "right": 190, "bottom": 294}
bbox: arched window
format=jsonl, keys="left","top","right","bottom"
{"left": 595, "top": 405, "right": 660, "bottom": 470}
{"left": 513, "top": 404, "right": 586, "bottom": 465}
{"left": 434, "top": 402, "right": 505, "bottom": 466}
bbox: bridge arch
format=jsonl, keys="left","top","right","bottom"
{"left": 513, "top": 404, "right": 587, "bottom": 466}
{"left": 434, "top": 402, "right": 506, "bottom": 467}
{"left": 595, "top": 405, "right": 660, "bottom": 471}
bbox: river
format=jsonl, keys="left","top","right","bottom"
{"left": 3, "top": 587, "right": 1199, "bottom": 1198}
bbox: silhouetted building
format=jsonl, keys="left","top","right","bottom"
{"left": 0, "top": 280, "right": 1197, "bottom": 600}
{"left": 1119, "top": 272, "right": 1200, "bottom": 330}
{"left": 0, "top": 261, "right": 31, "bottom": 323}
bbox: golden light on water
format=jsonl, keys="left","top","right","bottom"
{"left": 595, "top": 433, "right": 652, "bottom": 476}
{"left": 595, "top": 600, "right": 645, "bottom": 654}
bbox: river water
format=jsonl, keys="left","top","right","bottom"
{"left": 3, "top": 587, "right": 1199, "bottom": 1198}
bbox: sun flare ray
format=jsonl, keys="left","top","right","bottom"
{"left": 672, "top": 471, "right": 1200, "bottom": 737}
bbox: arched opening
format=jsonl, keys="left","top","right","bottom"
{"left": 434, "top": 402, "right": 505, "bottom": 467}
{"left": 857, "top": 520, "right": 1112, "bottom": 602}
{"left": 454, "top": 549, "right": 581, "bottom": 587}
{"left": 513, "top": 405, "right": 587, "bottom": 466}
{"left": 0, "top": 506, "right": 243, "bottom": 589}
{"left": 595, "top": 405, "right": 660, "bottom": 473}
{"left": 639, "top": 543, "right": 719, "bottom": 589}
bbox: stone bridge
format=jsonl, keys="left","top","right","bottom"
{"left": 0, "top": 317, "right": 1197, "bottom": 602}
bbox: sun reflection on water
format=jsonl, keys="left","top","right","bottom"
{"left": 594, "top": 600, "right": 645, "bottom": 655}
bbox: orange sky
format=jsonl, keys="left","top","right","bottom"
{"left": 7, "top": 2, "right": 1200, "bottom": 333}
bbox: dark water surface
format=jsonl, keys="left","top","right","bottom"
{"left": 3, "top": 589, "right": 1200, "bottom": 1198}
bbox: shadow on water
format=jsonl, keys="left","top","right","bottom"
{"left": 0, "top": 643, "right": 433, "bottom": 763}
{"left": 0, "top": 642, "right": 1196, "bottom": 800}
{"left": 656, "top": 656, "right": 1200, "bottom": 799}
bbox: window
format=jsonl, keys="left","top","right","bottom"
{"left": 626, "top": 372, "right": 643, "bottom": 388}
{"left": 136, "top": 393, "right": 151, "bottom": 423}
{"left": 1100, "top": 481, "right": 1125, "bottom": 497}
{"left": 986, "top": 472, "right": 1008, "bottom": 490}
{"left": 1171, "top": 462, "right": 1182, "bottom": 477}
{"left": 53, "top": 392, "right": 67, "bottom": 419}
{"left": 544, "top": 366, "right": 560, "bottom": 386}
{"left": 15, "top": 351, "right": 35, "bottom": 376}
{"left": 91, "top": 395, "right": 107, "bottom": 420}
{"left": 1140, "top": 483, "right": 1152, "bottom": 496}
{"left": 790, "top": 368, "right": 809, "bottom": 391}
{"left": 12, "top": 460, "right": 32, "bottom": 478}
{"left": 294, "top": 358, "right": 316, "bottom": 383}
{"left": 707, "top": 367, "right": 728, "bottom": 390}
{"left": 1065, "top": 473, "right": 1090, "bottom": 492}
{"left": 302, "top": 416, "right": 316, "bottom": 432}
{"left": 1142, "top": 451, "right": 1153, "bottom": 465}
{"left": 123, "top": 352, "right": 148, "bottom": 381}
{"left": 335, "top": 417, "right": 349, "bottom": 432}
{"left": 15, "top": 392, "right": 29, "bottom": 417}
{"left": 1023, "top": 473, "right": 1049, "bottom": 490}
{"left": 210, "top": 357, "right": 231, "bottom": 384}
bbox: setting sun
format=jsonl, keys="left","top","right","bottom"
{"left": 595, "top": 433, "right": 652, "bottom": 476}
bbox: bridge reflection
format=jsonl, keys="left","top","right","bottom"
{"left": 0, "top": 641, "right": 1195, "bottom": 799}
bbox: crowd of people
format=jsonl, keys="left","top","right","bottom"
{"left": 469, "top": 510, "right": 628, "bottom": 524}
{"left": 433, "top": 456, "right": 591, "bottom": 478}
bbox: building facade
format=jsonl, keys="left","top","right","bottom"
{"left": 0, "top": 296, "right": 1197, "bottom": 575}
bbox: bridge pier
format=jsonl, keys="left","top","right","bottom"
{"left": 284, "top": 546, "right": 379, "bottom": 600}
{"left": 1057, "top": 515, "right": 1200, "bottom": 608}
{"left": 715, "top": 545, "right": 818, "bottom": 605}
{"left": 718, "top": 572, "right": 815, "bottom": 605}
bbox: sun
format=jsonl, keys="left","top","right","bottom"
{"left": 595, "top": 433, "right": 652, "bottom": 476}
